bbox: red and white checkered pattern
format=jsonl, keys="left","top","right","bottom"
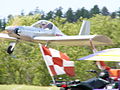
{"left": 42, "top": 46, "right": 75, "bottom": 77}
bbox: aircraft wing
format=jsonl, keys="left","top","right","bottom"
{"left": 33, "top": 35, "right": 112, "bottom": 46}
{"left": 0, "top": 33, "right": 17, "bottom": 40}
{"left": 0, "top": 33, "right": 112, "bottom": 46}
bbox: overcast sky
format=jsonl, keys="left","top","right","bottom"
{"left": 0, "top": 0, "right": 120, "bottom": 18}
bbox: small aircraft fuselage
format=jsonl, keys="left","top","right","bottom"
{"left": 6, "top": 26, "right": 55, "bottom": 37}
{"left": 5, "top": 20, "right": 65, "bottom": 42}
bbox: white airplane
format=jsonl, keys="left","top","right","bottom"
{"left": 0, "top": 20, "right": 112, "bottom": 54}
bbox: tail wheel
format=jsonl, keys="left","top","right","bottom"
{"left": 7, "top": 46, "right": 14, "bottom": 54}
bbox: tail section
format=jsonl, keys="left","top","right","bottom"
{"left": 79, "top": 20, "right": 90, "bottom": 35}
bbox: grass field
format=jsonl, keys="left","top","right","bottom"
{"left": 0, "top": 85, "right": 60, "bottom": 90}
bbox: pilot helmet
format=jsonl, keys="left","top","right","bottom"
{"left": 40, "top": 21, "right": 48, "bottom": 27}
{"left": 40, "top": 20, "right": 53, "bottom": 29}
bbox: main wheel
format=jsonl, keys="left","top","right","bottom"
{"left": 7, "top": 46, "right": 14, "bottom": 54}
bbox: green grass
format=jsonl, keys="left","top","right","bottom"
{"left": 0, "top": 85, "right": 60, "bottom": 90}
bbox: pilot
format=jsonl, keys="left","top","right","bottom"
{"left": 40, "top": 21, "right": 53, "bottom": 30}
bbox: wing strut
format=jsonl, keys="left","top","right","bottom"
{"left": 89, "top": 39, "right": 107, "bottom": 70}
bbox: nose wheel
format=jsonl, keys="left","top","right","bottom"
{"left": 7, "top": 42, "right": 16, "bottom": 54}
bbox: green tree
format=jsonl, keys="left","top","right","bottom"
{"left": 101, "top": 7, "right": 110, "bottom": 16}
{"left": 28, "top": 7, "right": 44, "bottom": 16}
{"left": 80, "top": 7, "right": 90, "bottom": 18}
{"left": 7, "top": 14, "right": 41, "bottom": 26}
{"left": 90, "top": 5, "right": 100, "bottom": 17}
{"left": 74, "top": 7, "right": 90, "bottom": 21}
{"left": 54, "top": 7, "right": 63, "bottom": 17}
{"left": 28, "top": 11, "right": 34, "bottom": 16}
{"left": 21, "top": 9, "right": 25, "bottom": 16}
{"left": 7, "top": 14, "right": 14, "bottom": 20}
{"left": 74, "top": 9, "right": 81, "bottom": 21}
{"left": 0, "top": 19, "right": 2, "bottom": 30}
{"left": 45, "top": 11, "right": 54, "bottom": 20}
{"left": 111, "top": 12, "right": 117, "bottom": 18}
{"left": 2, "top": 18, "right": 6, "bottom": 30}
{"left": 65, "top": 8, "right": 74, "bottom": 22}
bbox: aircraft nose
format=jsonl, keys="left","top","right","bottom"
{"left": 5, "top": 26, "right": 16, "bottom": 31}
{"left": 5, "top": 26, "right": 16, "bottom": 33}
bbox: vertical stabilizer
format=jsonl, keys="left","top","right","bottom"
{"left": 79, "top": 20, "right": 90, "bottom": 35}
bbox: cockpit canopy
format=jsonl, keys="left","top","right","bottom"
{"left": 31, "top": 20, "right": 65, "bottom": 36}
{"left": 31, "top": 20, "right": 54, "bottom": 30}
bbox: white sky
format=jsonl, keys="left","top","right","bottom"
{"left": 0, "top": 0, "right": 120, "bottom": 18}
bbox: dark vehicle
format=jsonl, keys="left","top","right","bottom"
{"left": 52, "top": 70, "right": 119, "bottom": 90}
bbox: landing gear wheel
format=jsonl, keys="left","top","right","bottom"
{"left": 7, "top": 42, "right": 16, "bottom": 54}
{"left": 7, "top": 45, "right": 14, "bottom": 54}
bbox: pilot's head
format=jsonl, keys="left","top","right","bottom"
{"left": 40, "top": 21, "right": 47, "bottom": 29}
{"left": 40, "top": 21, "right": 53, "bottom": 29}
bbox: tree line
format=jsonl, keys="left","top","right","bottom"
{"left": 0, "top": 5, "right": 120, "bottom": 30}
{"left": 27, "top": 5, "right": 120, "bottom": 21}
